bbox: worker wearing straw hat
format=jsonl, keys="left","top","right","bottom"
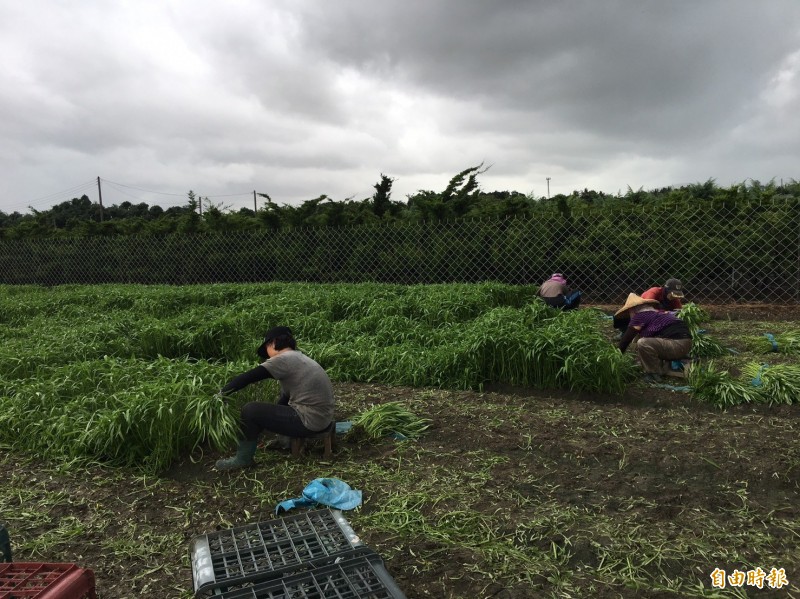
{"left": 616, "top": 293, "right": 693, "bottom": 382}
{"left": 613, "top": 278, "right": 686, "bottom": 334}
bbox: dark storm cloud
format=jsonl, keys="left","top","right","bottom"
{"left": 0, "top": 0, "right": 799, "bottom": 213}
{"left": 292, "top": 1, "right": 800, "bottom": 144}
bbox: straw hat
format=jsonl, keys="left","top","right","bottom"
{"left": 614, "top": 293, "right": 659, "bottom": 317}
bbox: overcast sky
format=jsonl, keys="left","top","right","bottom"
{"left": 1, "top": 0, "right": 799, "bottom": 215}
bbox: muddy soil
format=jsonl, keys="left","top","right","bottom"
{"left": 4, "top": 379, "right": 799, "bottom": 598}
{"left": 2, "top": 303, "right": 799, "bottom": 598}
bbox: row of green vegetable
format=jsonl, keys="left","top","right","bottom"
{"left": 0, "top": 283, "right": 797, "bottom": 472}
{"left": 0, "top": 283, "right": 632, "bottom": 472}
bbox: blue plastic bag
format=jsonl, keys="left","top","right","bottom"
{"left": 275, "top": 478, "right": 362, "bottom": 515}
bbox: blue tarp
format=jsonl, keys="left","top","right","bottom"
{"left": 275, "top": 478, "right": 362, "bottom": 515}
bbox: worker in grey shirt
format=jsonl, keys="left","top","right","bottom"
{"left": 215, "top": 326, "right": 335, "bottom": 471}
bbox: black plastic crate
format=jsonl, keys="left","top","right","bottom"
{"left": 211, "top": 551, "right": 406, "bottom": 599}
{"left": 191, "top": 509, "right": 365, "bottom": 597}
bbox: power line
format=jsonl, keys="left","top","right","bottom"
{"left": 28, "top": 179, "right": 98, "bottom": 203}
{"left": 101, "top": 180, "right": 189, "bottom": 205}
{"left": 101, "top": 178, "right": 253, "bottom": 199}
{"left": 100, "top": 179, "right": 189, "bottom": 197}
{"left": 5, "top": 180, "right": 98, "bottom": 213}
{"left": 100, "top": 182, "right": 149, "bottom": 202}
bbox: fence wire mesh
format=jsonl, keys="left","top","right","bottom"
{"left": 1, "top": 201, "right": 798, "bottom": 304}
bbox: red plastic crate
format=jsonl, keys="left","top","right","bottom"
{"left": 0, "top": 563, "right": 97, "bottom": 599}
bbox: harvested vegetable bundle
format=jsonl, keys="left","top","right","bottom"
{"left": 690, "top": 333, "right": 729, "bottom": 358}
{"left": 350, "top": 401, "right": 431, "bottom": 440}
{"left": 676, "top": 303, "right": 710, "bottom": 329}
{"left": 687, "top": 362, "right": 763, "bottom": 408}
{"left": 744, "top": 331, "right": 800, "bottom": 355}
{"left": 775, "top": 331, "right": 800, "bottom": 354}
{"left": 677, "top": 303, "right": 727, "bottom": 358}
{"left": 741, "top": 362, "right": 800, "bottom": 405}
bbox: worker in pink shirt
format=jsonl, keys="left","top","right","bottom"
{"left": 538, "top": 273, "right": 582, "bottom": 311}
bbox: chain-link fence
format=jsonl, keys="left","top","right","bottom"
{"left": 1, "top": 201, "right": 798, "bottom": 304}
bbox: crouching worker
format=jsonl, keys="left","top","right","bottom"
{"left": 613, "top": 278, "right": 685, "bottom": 334}
{"left": 538, "top": 273, "right": 582, "bottom": 311}
{"left": 215, "top": 326, "right": 335, "bottom": 471}
{"left": 616, "top": 294, "right": 692, "bottom": 382}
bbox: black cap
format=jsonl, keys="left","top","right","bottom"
{"left": 664, "top": 279, "right": 684, "bottom": 298}
{"left": 257, "top": 326, "right": 293, "bottom": 360}
{"left": 263, "top": 326, "right": 292, "bottom": 344}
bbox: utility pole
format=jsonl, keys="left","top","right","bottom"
{"left": 199, "top": 196, "right": 202, "bottom": 215}
{"left": 254, "top": 190, "right": 257, "bottom": 213}
{"left": 546, "top": 177, "right": 551, "bottom": 199}
{"left": 97, "top": 176, "right": 104, "bottom": 222}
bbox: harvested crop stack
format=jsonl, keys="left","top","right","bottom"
{"left": 689, "top": 361, "right": 800, "bottom": 407}
{"left": 741, "top": 362, "right": 800, "bottom": 405}
{"left": 744, "top": 331, "right": 800, "bottom": 355}
{"left": 687, "top": 362, "right": 762, "bottom": 408}
{"left": 349, "top": 401, "right": 431, "bottom": 441}
{"left": 676, "top": 303, "right": 728, "bottom": 358}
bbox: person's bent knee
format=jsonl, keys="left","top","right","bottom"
{"left": 239, "top": 401, "right": 266, "bottom": 440}
{"left": 241, "top": 401, "right": 262, "bottom": 420}
{"left": 637, "top": 338, "right": 659, "bottom": 354}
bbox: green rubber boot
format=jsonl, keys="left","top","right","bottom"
{"left": 215, "top": 440, "right": 258, "bottom": 471}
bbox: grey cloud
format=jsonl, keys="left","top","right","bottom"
{"left": 1, "top": 0, "right": 799, "bottom": 213}
{"left": 293, "top": 1, "right": 800, "bottom": 143}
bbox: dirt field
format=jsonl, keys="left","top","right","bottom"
{"left": 2, "top": 305, "right": 799, "bottom": 598}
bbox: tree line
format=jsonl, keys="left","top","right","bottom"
{"left": 2, "top": 166, "right": 797, "bottom": 239}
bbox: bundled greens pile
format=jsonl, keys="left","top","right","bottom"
{"left": 676, "top": 303, "right": 728, "bottom": 358}
{"left": 677, "top": 304, "right": 800, "bottom": 407}
{"left": 687, "top": 362, "right": 762, "bottom": 408}
{"left": 349, "top": 401, "right": 431, "bottom": 441}
{"left": 744, "top": 330, "right": 800, "bottom": 355}
{"left": 688, "top": 361, "right": 800, "bottom": 408}
{"left": 741, "top": 362, "right": 800, "bottom": 405}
